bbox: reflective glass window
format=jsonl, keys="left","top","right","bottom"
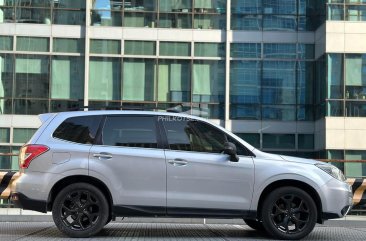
{"left": 89, "top": 57, "right": 121, "bottom": 100}
{"left": 327, "top": 100, "right": 344, "bottom": 116}
{"left": 345, "top": 54, "right": 366, "bottom": 100}
{"left": 346, "top": 101, "right": 366, "bottom": 117}
{"left": 0, "top": 6, "right": 14, "bottom": 23}
{"left": 230, "top": 104, "right": 261, "bottom": 120}
{"left": 298, "top": 16, "right": 316, "bottom": 31}
{"left": 262, "top": 61, "right": 296, "bottom": 104}
{"left": 15, "top": 8, "right": 51, "bottom": 24}
{"left": 51, "top": 56, "right": 84, "bottom": 100}
{"left": 328, "top": 54, "right": 343, "bottom": 99}
{"left": 262, "top": 105, "right": 296, "bottom": 121}
{"left": 327, "top": 4, "right": 344, "bottom": 20}
{"left": 16, "top": 37, "right": 49, "bottom": 52}
{"left": 90, "top": 39, "right": 121, "bottom": 55}
{"left": 297, "top": 105, "right": 314, "bottom": 121}
{"left": 264, "top": 43, "right": 297, "bottom": 59}
{"left": 193, "top": 60, "right": 225, "bottom": 103}
{"left": 231, "top": 43, "right": 261, "bottom": 58}
{"left": 159, "top": 42, "right": 191, "bottom": 56}
{"left": 0, "top": 99, "right": 12, "bottom": 114}
{"left": 230, "top": 61, "right": 261, "bottom": 104}
{"left": 263, "top": 134, "right": 296, "bottom": 149}
{"left": 51, "top": 100, "right": 83, "bottom": 112}
{"left": 124, "top": 12, "right": 157, "bottom": 27}
{"left": 124, "top": 0, "right": 157, "bottom": 11}
{"left": 53, "top": 38, "right": 84, "bottom": 53}
{"left": 345, "top": 150, "right": 366, "bottom": 177}
{"left": 298, "top": 134, "right": 314, "bottom": 149}
{"left": 13, "top": 128, "right": 36, "bottom": 143}
{"left": 0, "top": 146, "right": 11, "bottom": 169}
{"left": 158, "top": 13, "right": 192, "bottom": 28}
{"left": 263, "top": 0, "right": 297, "bottom": 15}
{"left": 123, "top": 58, "right": 156, "bottom": 101}
{"left": 231, "top": 15, "right": 263, "bottom": 30}
{"left": 158, "top": 59, "right": 191, "bottom": 102}
{"left": 0, "top": 128, "right": 10, "bottom": 143}
{"left": 194, "top": 43, "right": 225, "bottom": 58}
{"left": 94, "top": 11, "right": 122, "bottom": 26}
{"left": 0, "top": 36, "right": 13, "bottom": 51}
{"left": 346, "top": 5, "right": 366, "bottom": 21}
{"left": 15, "top": 55, "right": 49, "bottom": 99}
{"left": 235, "top": 133, "right": 261, "bottom": 148}
{"left": 298, "top": 62, "right": 314, "bottom": 105}
{"left": 298, "top": 44, "right": 314, "bottom": 59}
{"left": 194, "top": 14, "right": 226, "bottom": 29}
{"left": 0, "top": 54, "right": 14, "bottom": 99}
{"left": 54, "top": 0, "right": 86, "bottom": 9}
{"left": 263, "top": 15, "right": 297, "bottom": 31}
{"left": 124, "top": 41, "right": 156, "bottom": 55}
{"left": 13, "top": 99, "right": 49, "bottom": 115}
{"left": 53, "top": 10, "right": 85, "bottom": 25}
{"left": 231, "top": 0, "right": 262, "bottom": 14}
{"left": 159, "top": 0, "right": 192, "bottom": 12}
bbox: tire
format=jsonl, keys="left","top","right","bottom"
{"left": 243, "top": 219, "right": 266, "bottom": 232}
{"left": 52, "top": 183, "right": 109, "bottom": 238}
{"left": 261, "top": 186, "right": 317, "bottom": 240}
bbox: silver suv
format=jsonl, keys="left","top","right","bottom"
{"left": 11, "top": 111, "right": 352, "bottom": 239}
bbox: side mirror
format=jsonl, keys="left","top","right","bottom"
{"left": 224, "top": 142, "right": 239, "bottom": 162}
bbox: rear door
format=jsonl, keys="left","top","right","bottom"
{"left": 89, "top": 115, "right": 166, "bottom": 213}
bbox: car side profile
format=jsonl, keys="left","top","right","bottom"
{"left": 11, "top": 111, "right": 352, "bottom": 240}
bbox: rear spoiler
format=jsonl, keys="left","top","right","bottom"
{"left": 38, "top": 113, "right": 56, "bottom": 124}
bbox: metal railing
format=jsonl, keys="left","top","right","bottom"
{"left": 1, "top": 153, "right": 366, "bottom": 215}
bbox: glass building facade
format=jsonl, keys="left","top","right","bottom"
{"left": 1, "top": 0, "right": 366, "bottom": 177}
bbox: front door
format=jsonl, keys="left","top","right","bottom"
{"left": 161, "top": 119, "right": 255, "bottom": 215}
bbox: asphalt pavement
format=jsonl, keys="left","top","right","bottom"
{"left": 1, "top": 220, "right": 366, "bottom": 241}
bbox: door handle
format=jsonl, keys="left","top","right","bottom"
{"left": 93, "top": 152, "right": 113, "bottom": 159}
{"left": 168, "top": 159, "right": 188, "bottom": 166}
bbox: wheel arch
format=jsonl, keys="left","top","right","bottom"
{"left": 47, "top": 175, "right": 113, "bottom": 215}
{"left": 256, "top": 179, "right": 323, "bottom": 224}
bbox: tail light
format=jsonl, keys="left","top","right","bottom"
{"left": 19, "top": 145, "right": 49, "bottom": 169}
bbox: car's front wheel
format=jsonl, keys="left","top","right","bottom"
{"left": 261, "top": 186, "right": 317, "bottom": 240}
{"left": 52, "top": 183, "right": 109, "bottom": 238}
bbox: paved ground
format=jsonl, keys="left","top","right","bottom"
{"left": 1, "top": 221, "right": 366, "bottom": 241}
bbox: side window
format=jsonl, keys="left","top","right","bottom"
{"left": 163, "top": 120, "right": 227, "bottom": 154}
{"left": 101, "top": 116, "right": 158, "bottom": 149}
{"left": 163, "top": 119, "right": 253, "bottom": 156}
{"left": 53, "top": 115, "right": 102, "bottom": 144}
{"left": 227, "top": 136, "right": 254, "bottom": 156}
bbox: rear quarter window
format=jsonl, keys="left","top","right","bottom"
{"left": 53, "top": 116, "right": 102, "bottom": 144}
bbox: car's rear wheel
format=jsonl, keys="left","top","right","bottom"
{"left": 261, "top": 186, "right": 317, "bottom": 240}
{"left": 52, "top": 183, "right": 109, "bottom": 238}
{"left": 243, "top": 219, "right": 265, "bottom": 232}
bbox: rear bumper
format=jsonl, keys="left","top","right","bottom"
{"left": 11, "top": 192, "right": 47, "bottom": 213}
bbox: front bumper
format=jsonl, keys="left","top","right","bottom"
{"left": 320, "top": 178, "right": 353, "bottom": 220}
{"left": 11, "top": 192, "right": 47, "bottom": 213}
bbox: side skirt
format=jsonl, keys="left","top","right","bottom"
{"left": 113, "top": 205, "right": 257, "bottom": 219}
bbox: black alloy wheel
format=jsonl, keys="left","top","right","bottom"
{"left": 261, "top": 187, "right": 317, "bottom": 240}
{"left": 52, "top": 183, "right": 109, "bottom": 238}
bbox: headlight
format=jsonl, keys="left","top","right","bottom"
{"left": 315, "top": 163, "right": 346, "bottom": 182}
